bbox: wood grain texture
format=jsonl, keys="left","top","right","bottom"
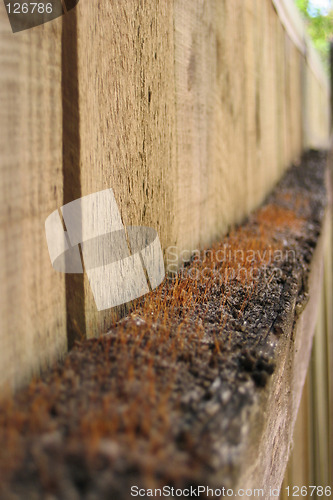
{"left": 70, "top": 0, "right": 178, "bottom": 338}
{"left": 0, "top": 4, "right": 66, "bottom": 391}
{"left": 303, "top": 58, "right": 331, "bottom": 150}
{"left": 172, "top": 0, "right": 311, "bottom": 259}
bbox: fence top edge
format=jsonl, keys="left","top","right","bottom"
{"left": 272, "top": 0, "right": 329, "bottom": 92}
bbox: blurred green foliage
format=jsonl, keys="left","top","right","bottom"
{"left": 295, "top": 0, "right": 333, "bottom": 71}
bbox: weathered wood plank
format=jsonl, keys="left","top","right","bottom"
{"left": 235, "top": 207, "right": 328, "bottom": 498}
{"left": 0, "top": 150, "right": 328, "bottom": 498}
{"left": 173, "top": 0, "right": 312, "bottom": 256}
{"left": 69, "top": 0, "right": 178, "bottom": 338}
{"left": 0, "top": 5, "right": 65, "bottom": 391}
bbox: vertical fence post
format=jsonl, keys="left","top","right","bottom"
{"left": 330, "top": 39, "right": 333, "bottom": 131}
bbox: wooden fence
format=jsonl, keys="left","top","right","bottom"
{"left": 0, "top": 0, "right": 330, "bottom": 394}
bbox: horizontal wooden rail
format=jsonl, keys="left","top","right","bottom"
{"left": 0, "top": 150, "right": 329, "bottom": 497}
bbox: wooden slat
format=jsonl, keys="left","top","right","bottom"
{"left": 67, "top": 0, "right": 178, "bottom": 338}
{"left": 303, "top": 59, "right": 331, "bottom": 149}
{"left": 173, "top": 0, "right": 307, "bottom": 256}
{"left": 0, "top": 4, "right": 65, "bottom": 391}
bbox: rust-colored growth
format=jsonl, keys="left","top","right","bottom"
{"left": 256, "top": 204, "right": 306, "bottom": 233}
{"left": 275, "top": 191, "right": 311, "bottom": 215}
